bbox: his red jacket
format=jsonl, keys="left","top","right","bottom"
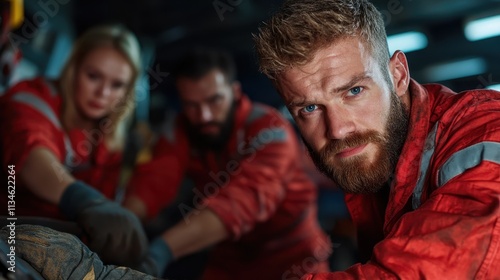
{"left": 303, "top": 80, "right": 500, "bottom": 279}
{"left": 0, "top": 77, "right": 122, "bottom": 219}
{"left": 128, "top": 95, "right": 331, "bottom": 280}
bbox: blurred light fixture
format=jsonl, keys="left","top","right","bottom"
{"left": 487, "top": 84, "right": 500, "bottom": 91}
{"left": 465, "top": 14, "right": 500, "bottom": 41}
{"left": 387, "top": 31, "right": 428, "bottom": 54}
{"left": 423, "top": 57, "right": 487, "bottom": 82}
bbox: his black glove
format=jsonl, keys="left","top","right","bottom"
{"left": 59, "top": 180, "right": 148, "bottom": 266}
{"left": 134, "top": 237, "right": 174, "bottom": 277}
{"left": 0, "top": 225, "right": 159, "bottom": 280}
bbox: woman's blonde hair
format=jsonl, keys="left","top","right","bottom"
{"left": 59, "top": 24, "right": 141, "bottom": 151}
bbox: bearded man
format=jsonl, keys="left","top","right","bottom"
{"left": 253, "top": 0, "right": 500, "bottom": 279}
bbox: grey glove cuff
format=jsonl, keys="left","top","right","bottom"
{"left": 134, "top": 238, "right": 173, "bottom": 277}
{"left": 59, "top": 180, "right": 108, "bottom": 220}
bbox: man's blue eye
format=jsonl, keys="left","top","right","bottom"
{"left": 349, "top": 86, "right": 362, "bottom": 95}
{"left": 303, "top": 105, "right": 317, "bottom": 113}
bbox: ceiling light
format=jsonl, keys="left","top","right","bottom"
{"left": 423, "top": 57, "right": 487, "bottom": 82}
{"left": 387, "top": 31, "right": 428, "bottom": 54}
{"left": 487, "top": 84, "right": 500, "bottom": 91}
{"left": 465, "top": 14, "right": 500, "bottom": 41}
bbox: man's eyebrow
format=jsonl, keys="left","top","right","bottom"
{"left": 287, "top": 98, "right": 309, "bottom": 108}
{"left": 288, "top": 98, "right": 326, "bottom": 109}
{"left": 331, "top": 73, "right": 372, "bottom": 93}
{"left": 286, "top": 73, "right": 372, "bottom": 108}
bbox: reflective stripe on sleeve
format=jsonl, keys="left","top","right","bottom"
{"left": 12, "top": 92, "right": 62, "bottom": 129}
{"left": 248, "top": 127, "right": 288, "bottom": 150}
{"left": 11, "top": 92, "right": 76, "bottom": 169}
{"left": 412, "top": 122, "right": 439, "bottom": 210}
{"left": 438, "top": 141, "right": 500, "bottom": 187}
{"left": 245, "top": 104, "right": 267, "bottom": 125}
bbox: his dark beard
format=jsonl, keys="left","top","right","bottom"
{"left": 185, "top": 101, "right": 236, "bottom": 151}
{"left": 304, "top": 92, "right": 410, "bottom": 194}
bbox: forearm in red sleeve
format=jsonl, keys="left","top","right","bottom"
{"left": 204, "top": 124, "right": 295, "bottom": 240}
{"left": 1, "top": 101, "right": 62, "bottom": 170}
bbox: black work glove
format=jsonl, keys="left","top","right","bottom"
{"left": 134, "top": 237, "right": 174, "bottom": 277}
{"left": 59, "top": 181, "right": 148, "bottom": 266}
{"left": 0, "top": 225, "right": 159, "bottom": 280}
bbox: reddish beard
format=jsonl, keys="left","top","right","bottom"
{"left": 310, "top": 131, "right": 393, "bottom": 193}
{"left": 304, "top": 92, "right": 409, "bottom": 194}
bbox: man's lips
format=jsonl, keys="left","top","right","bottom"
{"left": 336, "top": 143, "right": 368, "bottom": 158}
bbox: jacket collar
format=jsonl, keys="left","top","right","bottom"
{"left": 383, "top": 79, "right": 433, "bottom": 234}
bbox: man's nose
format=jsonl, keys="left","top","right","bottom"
{"left": 325, "top": 106, "right": 356, "bottom": 140}
{"left": 199, "top": 104, "right": 214, "bottom": 123}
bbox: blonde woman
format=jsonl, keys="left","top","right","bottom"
{"left": 0, "top": 24, "right": 147, "bottom": 266}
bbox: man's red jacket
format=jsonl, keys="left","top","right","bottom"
{"left": 128, "top": 95, "right": 331, "bottom": 280}
{"left": 304, "top": 80, "right": 500, "bottom": 279}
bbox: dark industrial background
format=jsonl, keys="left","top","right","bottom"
{"left": 5, "top": 0, "right": 499, "bottom": 273}
{"left": 12, "top": 0, "right": 500, "bottom": 123}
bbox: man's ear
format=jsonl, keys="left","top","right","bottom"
{"left": 389, "top": 50, "right": 410, "bottom": 97}
{"left": 231, "top": 81, "right": 243, "bottom": 100}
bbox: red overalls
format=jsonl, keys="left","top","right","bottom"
{"left": 0, "top": 77, "right": 122, "bottom": 219}
{"left": 303, "top": 80, "right": 500, "bottom": 279}
{"left": 128, "top": 95, "right": 331, "bottom": 280}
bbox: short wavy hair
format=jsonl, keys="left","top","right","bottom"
{"left": 254, "top": 0, "right": 390, "bottom": 81}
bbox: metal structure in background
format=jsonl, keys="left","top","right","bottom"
{"left": 0, "top": 0, "right": 24, "bottom": 92}
{"left": 4, "top": 0, "right": 74, "bottom": 86}
{"left": 10, "top": 0, "right": 500, "bottom": 102}
{"left": 66, "top": 0, "right": 500, "bottom": 107}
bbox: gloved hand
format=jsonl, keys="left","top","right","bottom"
{"left": 0, "top": 225, "right": 158, "bottom": 280}
{"left": 134, "top": 237, "right": 174, "bottom": 277}
{"left": 59, "top": 180, "right": 148, "bottom": 266}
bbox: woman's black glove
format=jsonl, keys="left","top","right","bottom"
{"left": 59, "top": 180, "right": 148, "bottom": 266}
